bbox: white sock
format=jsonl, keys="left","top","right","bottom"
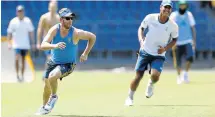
{"left": 148, "top": 79, "right": 154, "bottom": 86}
{"left": 128, "top": 88, "right": 135, "bottom": 100}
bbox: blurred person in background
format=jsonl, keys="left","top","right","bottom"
{"left": 35, "top": 8, "right": 96, "bottom": 115}
{"left": 7, "top": 5, "right": 35, "bottom": 82}
{"left": 170, "top": 0, "right": 196, "bottom": 84}
{"left": 37, "top": 1, "right": 60, "bottom": 79}
{"left": 125, "top": 0, "right": 178, "bottom": 106}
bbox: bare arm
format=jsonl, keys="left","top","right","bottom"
{"left": 29, "top": 31, "right": 35, "bottom": 48}
{"left": 164, "top": 38, "right": 177, "bottom": 51}
{"left": 75, "top": 29, "right": 96, "bottom": 56}
{"left": 40, "top": 26, "right": 58, "bottom": 50}
{"left": 158, "top": 38, "right": 177, "bottom": 54}
{"left": 37, "top": 15, "right": 45, "bottom": 48}
{"left": 191, "top": 26, "right": 196, "bottom": 48}
{"left": 7, "top": 33, "right": 12, "bottom": 49}
{"left": 138, "top": 27, "right": 145, "bottom": 48}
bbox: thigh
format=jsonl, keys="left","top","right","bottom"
{"left": 185, "top": 43, "right": 194, "bottom": 59}
{"left": 59, "top": 63, "right": 76, "bottom": 79}
{"left": 43, "top": 60, "right": 58, "bottom": 79}
{"left": 135, "top": 50, "right": 150, "bottom": 72}
{"left": 151, "top": 58, "right": 164, "bottom": 73}
{"left": 20, "top": 49, "right": 29, "bottom": 57}
{"left": 176, "top": 45, "right": 185, "bottom": 60}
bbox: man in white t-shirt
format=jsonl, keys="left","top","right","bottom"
{"left": 7, "top": 5, "right": 35, "bottom": 82}
{"left": 170, "top": 0, "right": 196, "bottom": 84}
{"left": 125, "top": 0, "right": 178, "bottom": 106}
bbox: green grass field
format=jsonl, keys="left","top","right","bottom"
{"left": 2, "top": 70, "right": 215, "bottom": 117}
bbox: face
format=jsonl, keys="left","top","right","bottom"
{"left": 61, "top": 17, "right": 73, "bottom": 29}
{"left": 179, "top": 4, "right": 187, "bottom": 10}
{"left": 16, "top": 10, "right": 24, "bottom": 18}
{"left": 49, "top": 2, "right": 57, "bottom": 13}
{"left": 160, "top": 5, "right": 172, "bottom": 17}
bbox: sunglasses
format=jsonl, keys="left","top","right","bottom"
{"left": 17, "top": 10, "right": 23, "bottom": 12}
{"left": 63, "top": 17, "right": 74, "bottom": 20}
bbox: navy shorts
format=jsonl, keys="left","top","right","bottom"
{"left": 135, "top": 49, "right": 165, "bottom": 73}
{"left": 176, "top": 43, "right": 194, "bottom": 67}
{"left": 15, "top": 49, "right": 28, "bottom": 57}
{"left": 43, "top": 60, "right": 76, "bottom": 80}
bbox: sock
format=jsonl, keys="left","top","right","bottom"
{"left": 184, "top": 71, "right": 188, "bottom": 76}
{"left": 148, "top": 79, "right": 155, "bottom": 86}
{"left": 128, "top": 88, "right": 135, "bottom": 100}
{"left": 51, "top": 94, "right": 57, "bottom": 98}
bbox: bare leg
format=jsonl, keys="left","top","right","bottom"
{"left": 128, "top": 71, "right": 145, "bottom": 100}
{"left": 43, "top": 79, "right": 51, "bottom": 105}
{"left": 21, "top": 55, "right": 25, "bottom": 80}
{"left": 15, "top": 54, "right": 20, "bottom": 81}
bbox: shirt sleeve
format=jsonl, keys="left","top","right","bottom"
{"left": 27, "top": 18, "right": 34, "bottom": 32}
{"left": 7, "top": 20, "right": 14, "bottom": 34}
{"left": 171, "top": 23, "right": 179, "bottom": 38}
{"left": 140, "top": 14, "right": 151, "bottom": 28}
{"left": 188, "top": 12, "right": 196, "bottom": 27}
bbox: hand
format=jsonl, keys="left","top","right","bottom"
{"left": 157, "top": 45, "right": 166, "bottom": 54}
{"left": 80, "top": 54, "right": 88, "bottom": 62}
{"left": 55, "top": 42, "right": 66, "bottom": 50}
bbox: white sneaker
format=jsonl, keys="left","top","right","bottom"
{"left": 145, "top": 84, "right": 154, "bottom": 98}
{"left": 44, "top": 95, "right": 58, "bottom": 112}
{"left": 177, "top": 76, "right": 182, "bottom": 84}
{"left": 35, "top": 106, "right": 50, "bottom": 115}
{"left": 125, "top": 97, "right": 133, "bottom": 106}
{"left": 183, "top": 72, "right": 190, "bottom": 84}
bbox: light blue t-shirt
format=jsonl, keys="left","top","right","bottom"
{"left": 170, "top": 11, "right": 196, "bottom": 45}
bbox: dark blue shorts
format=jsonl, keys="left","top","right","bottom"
{"left": 15, "top": 49, "right": 28, "bottom": 57}
{"left": 176, "top": 43, "right": 194, "bottom": 67}
{"left": 135, "top": 49, "right": 165, "bottom": 73}
{"left": 43, "top": 60, "right": 76, "bottom": 80}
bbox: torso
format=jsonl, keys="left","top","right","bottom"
{"left": 43, "top": 13, "right": 60, "bottom": 36}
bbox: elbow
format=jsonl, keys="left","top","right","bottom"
{"left": 40, "top": 43, "right": 45, "bottom": 50}
{"left": 91, "top": 34, "right": 96, "bottom": 41}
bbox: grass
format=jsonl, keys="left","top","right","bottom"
{"left": 2, "top": 70, "right": 215, "bottom": 117}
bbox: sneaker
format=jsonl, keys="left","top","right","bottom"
{"left": 35, "top": 106, "right": 50, "bottom": 115}
{"left": 145, "top": 84, "right": 154, "bottom": 98}
{"left": 125, "top": 97, "right": 133, "bottom": 106}
{"left": 44, "top": 95, "right": 58, "bottom": 112}
{"left": 183, "top": 72, "right": 190, "bottom": 84}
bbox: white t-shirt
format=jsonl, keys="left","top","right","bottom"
{"left": 140, "top": 13, "right": 178, "bottom": 56}
{"left": 7, "top": 17, "right": 34, "bottom": 49}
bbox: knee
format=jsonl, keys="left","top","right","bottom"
{"left": 48, "top": 70, "right": 61, "bottom": 80}
{"left": 15, "top": 55, "right": 20, "bottom": 61}
{"left": 135, "top": 72, "right": 144, "bottom": 81}
{"left": 151, "top": 73, "right": 160, "bottom": 82}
